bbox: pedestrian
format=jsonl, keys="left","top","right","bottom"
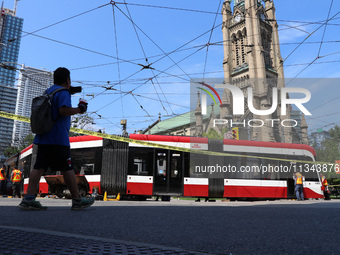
{"left": 321, "top": 174, "right": 330, "bottom": 200}
{"left": 11, "top": 168, "right": 22, "bottom": 198}
{"left": 294, "top": 172, "right": 304, "bottom": 200}
{"left": 18, "top": 67, "right": 95, "bottom": 210}
{"left": 0, "top": 165, "right": 6, "bottom": 195}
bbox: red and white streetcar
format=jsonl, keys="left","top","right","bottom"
{"left": 17, "top": 134, "right": 323, "bottom": 199}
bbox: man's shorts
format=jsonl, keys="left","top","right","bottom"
{"left": 34, "top": 144, "right": 73, "bottom": 171}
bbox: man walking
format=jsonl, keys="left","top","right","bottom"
{"left": 18, "top": 67, "right": 94, "bottom": 210}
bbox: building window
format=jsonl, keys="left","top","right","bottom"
{"left": 235, "top": 39, "right": 240, "bottom": 66}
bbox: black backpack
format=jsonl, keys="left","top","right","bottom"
{"left": 30, "top": 87, "right": 69, "bottom": 135}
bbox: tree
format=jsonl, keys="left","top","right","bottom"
{"left": 316, "top": 125, "right": 340, "bottom": 180}
{"left": 202, "top": 128, "right": 229, "bottom": 140}
{"left": 4, "top": 146, "right": 21, "bottom": 157}
{"left": 4, "top": 133, "right": 35, "bottom": 157}
{"left": 329, "top": 125, "right": 340, "bottom": 141}
{"left": 70, "top": 113, "right": 95, "bottom": 136}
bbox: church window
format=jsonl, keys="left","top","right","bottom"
{"left": 241, "top": 37, "right": 246, "bottom": 64}
{"left": 235, "top": 39, "right": 240, "bottom": 66}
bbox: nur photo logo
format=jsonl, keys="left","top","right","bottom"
{"left": 199, "top": 82, "right": 311, "bottom": 116}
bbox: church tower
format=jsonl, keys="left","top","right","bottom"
{"left": 221, "top": 0, "right": 296, "bottom": 143}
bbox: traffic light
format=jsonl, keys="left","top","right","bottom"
{"left": 232, "top": 127, "right": 239, "bottom": 140}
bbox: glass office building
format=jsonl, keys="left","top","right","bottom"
{"left": 0, "top": 7, "right": 23, "bottom": 86}
{"left": 0, "top": 7, "right": 23, "bottom": 161}
{"left": 12, "top": 66, "right": 53, "bottom": 147}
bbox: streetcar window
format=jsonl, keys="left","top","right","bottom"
{"left": 170, "top": 153, "right": 182, "bottom": 179}
{"left": 128, "top": 147, "right": 153, "bottom": 176}
{"left": 157, "top": 158, "right": 166, "bottom": 176}
{"left": 71, "top": 147, "right": 102, "bottom": 175}
{"left": 80, "top": 164, "right": 94, "bottom": 175}
{"left": 133, "top": 158, "right": 148, "bottom": 175}
{"left": 21, "top": 156, "right": 31, "bottom": 178}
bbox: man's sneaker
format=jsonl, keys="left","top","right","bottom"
{"left": 18, "top": 199, "right": 48, "bottom": 211}
{"left": 71, "top": 197, "right": 95, "bottom": 210}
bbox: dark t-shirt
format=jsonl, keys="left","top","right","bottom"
{"left": 33, "top": 85, "right": 71, "bottom": 146}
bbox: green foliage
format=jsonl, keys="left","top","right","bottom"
{"left": 4, "top": 146, "right": 21, "bottom": 157}
{"left": 202, "top": 128, "right": 229, "bottom": 140}
{"left": 316, "top": 139, "right": 340, "bottom": 163}
{"left": 329, "top": 178, "right": 340, "bottom": 186}
{"left": 22, "top": 133, "right": 34, "bottom": 146}
{"left": 4, "top": 133, "right": 35, "bottom": 158}
{"left": 70, "top": 113, "right": 95, "bottom": 137}
{"left": 329, "top": 125, "right": 340, "bottom": 141}
{"left": 316, "top": 125, "right": 340, "bottom": 179}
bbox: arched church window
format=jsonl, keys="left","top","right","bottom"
{"left": 235, "top": 38, "right": 240, "bottom": 66}
{"left": 241, "top": 37, "right": 245, "bottom": 64}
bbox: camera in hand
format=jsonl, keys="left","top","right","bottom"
{"left": 69, "top": 86, "right": 82, "bottom": 95}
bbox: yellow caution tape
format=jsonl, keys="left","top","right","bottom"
{"left": 0, "top": 110, "right": 337, "bottom": 166}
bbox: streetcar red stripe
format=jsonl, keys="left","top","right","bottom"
{"left": 127, "top": 182, "right": 153, "bottom": 195}
{"left": 224, "top": 186, "right": 287, "bottom": 198}
{"left": 184, "top": 184, "right": 209, "bottom": 197}
{"left": 129, "top": 134, "right": 208, "bottom": 144}
{"left": 223, "top": 139, "right": 316, "bottom": 156}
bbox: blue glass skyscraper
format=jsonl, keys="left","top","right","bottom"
{"left": 0, "top": 6, "right": 23, "bottom": 87}
{"left": 0, "top": 6, "right": 23, "bottom": 161}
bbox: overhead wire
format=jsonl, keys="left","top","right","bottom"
{"left": 90, "top": 12, "right": 220, "bottom": 114}
{"left": 24, "top": 13, "right": 338, "bottom": 76}
{"left": 122, "top": 0, "right": 172, "bottom": 115}
{"left": 22, "top": 3, "right": 111, "bottom": 38}
{"left": 114, "top": 2, "right": 222, "bottom": 15}
{"left": 71, "top": 59, "right": 340, "bottom": 89}
{"left": 17, "top": 1, "right": 340, "bottom": 133}
{"left": 112, "top": 4, "right": 124, "bottom": 118}
{"left": 277, "top": 10, "right": 340, "bottom": 73}
{"left": 92, "top": 46, "right": 207, "bottom": 113}
{"left": 317, "top": 0, "right": 334, "bottom": 57}
{"left": 285, "top": 2, "right": 339, "bottom": 85}
{"left": 113, "top": 3, "right": 193, "bottom": 81}
{"left": 87, "top": 1, "right": 223, "bottom": 115}
{"left": 22, "top": 31, "right": 142, "bottom": 67}
{"left": 203, "top": 0, "right": 222, "bottom": 82}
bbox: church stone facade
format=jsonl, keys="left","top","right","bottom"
{"left": 145, "top": 0, "right": 309, "bottom": 144}
{"left": 194, "top": 0, "right": 308, "bottom": 144}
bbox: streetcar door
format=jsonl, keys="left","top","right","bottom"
{"left": 169, "top": 152, "right": 183, "bottom": 194}
{"left": 153, "top": 150, "right": 183, "bottom": 195}
{"left": 154, "top": 151, "right": 168, "bottom": 194}
{"left": 287, "top": 178, "right": 295, "bottom": 199}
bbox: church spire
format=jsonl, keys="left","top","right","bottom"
{"left": 195, "top": 91, "right": 201, "bottom": 114}
{"left": 194, "top": 91, "right": 203, "bottom": 137}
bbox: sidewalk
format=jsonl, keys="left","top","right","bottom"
{"left": 0, "top": 225, "right": 206, "bottom": 255}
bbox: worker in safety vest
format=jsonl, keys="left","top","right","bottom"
{"left": 0, "top": 165, "right": 6, "bottom": 195}
{"left": 321, "top": 174, "right": 330, "bottom": 200}
{"left": 11, "top": 168, "right": 22, "bottom": 198}
{"left": 294, "top": 172, "right": 304, "bottom": 200}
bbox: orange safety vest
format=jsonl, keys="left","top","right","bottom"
{"left": 322, "top": 177, "right": 328, "bottom": 187}
{"left": 11, "top": 169, "right": 21, "bottom": 183}
{"left": 296, "top": 173, "right": 303, "bottom": 185}
{"left": 0, "top": 168, "right": 5, "bottom": 181}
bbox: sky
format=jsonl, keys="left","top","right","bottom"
{"left": 3, "top": 0, "right": 340, "bottom": 135}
